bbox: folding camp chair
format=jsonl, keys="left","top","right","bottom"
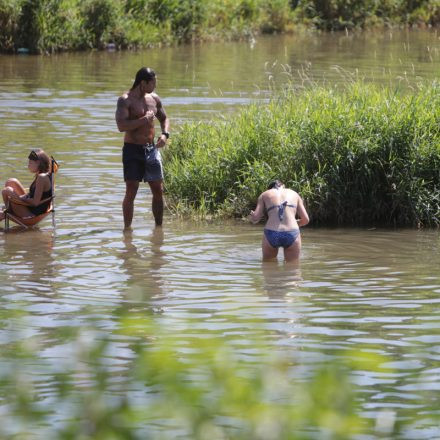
{"left": 3, "top": 156, "right": 58, "bottom": 231}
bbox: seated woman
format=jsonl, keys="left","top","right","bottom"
{"left": 248, "top": 179, "right": 309, "bottom": 262}
{"left": 1, "top": 149, "right": 53, "bottom": 221}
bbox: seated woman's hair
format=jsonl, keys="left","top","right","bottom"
{"left": 268, "top": 179, "right": 283, "bottom": 190}
{"left": 28, "top": 149, "right": 50, "bottom": 173}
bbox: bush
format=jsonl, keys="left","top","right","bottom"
{"left": 292, "top": 0, "right": 440, "bottom": 29}
{"left": 15, "top": 0, "right": 82, "bottom": 53}
{"left": 0, "top": 0, "right": 21, "bottom": 52}
{"left": 0, "top": 0, "right": 439, "bottom": 53}
{"left": 81, "top": 0, "right": 127, "bottom": 49}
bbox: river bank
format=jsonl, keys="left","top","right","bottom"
{"left": 1, "top": 0, "right": 439, "bottom": 54}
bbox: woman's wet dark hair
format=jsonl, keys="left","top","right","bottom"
{"left": 131, "top": 67, "right": 156, "bottom": 90}
{"left": 28, "top": 148, "right": 50, "bottom": 173}
{"left": 268, "top": 179, "right": 283, "bottom": 190}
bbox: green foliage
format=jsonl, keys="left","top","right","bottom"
{"left": 0, "top": 0, "right": 21, "bottom": 52}
{"left": 0, "top": 0, "right": 294, "bottom": 52}
{"left": 292, "top": 0, "right": 440, "bottom": 29}
{"left": 1, "top": 310, "right": 439, "bottom": 437}
{"left": 81, "top": 0, "right": 126, "bottom": 48}
{"left": 1, "top": 0, "right": 438, "bottom": 53}
{"left": 0, "top": 312, "right": 391, "bottom": 438}
{"left": 17, "top": 0, "right": 82, "bottom": 53}
{"left": 260, "top": 0, "right": 294, "bottom": 33}
{"left": 292, "top": 0, "right": 377, "bottom": 30}
{"left": 164, "top": 81, "right": 440, "bottom": 227}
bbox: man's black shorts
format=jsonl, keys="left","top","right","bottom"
{"left": 122, "top": 142, "right": 163, "bottom": 182}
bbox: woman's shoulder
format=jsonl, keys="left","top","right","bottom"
{"left": 35, "top": 173, "right": 51, "bottom": 187}
{"left": 260, "top": 189, "right": 276, "bottom": 201}
{"left": 35, "top": 173, "right": 50, "bottom": 181}
{"left": 283, "top": 189, "right": 301, "bottom": 204}
{"left": 284, "top": 188, "right": 299, "bottom": 196}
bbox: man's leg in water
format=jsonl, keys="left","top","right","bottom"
{"left": 148, "top": 180, "right": 163, "bottom": 226}
{"left": 123, "top": 180, "right": 139, "bottom": 229}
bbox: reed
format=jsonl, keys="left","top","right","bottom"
{"left": 164, "top": 81, "right": 440, "bottom": 227}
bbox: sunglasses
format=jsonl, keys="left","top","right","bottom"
{"left": 28, "top": 150, "right": 39, "bottom": 161}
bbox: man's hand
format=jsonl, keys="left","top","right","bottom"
{"left": 142, "top": 110, "right": 155, "bottom": 123}
{"left": 156, "top": 133, "right": 167, "bottom": 149}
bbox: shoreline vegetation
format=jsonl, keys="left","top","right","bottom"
{"left": 0, "top": 0, "right": 439, "bottom": 54}
{"left": 164, "top": 81, "right": 440, "bottom": 227}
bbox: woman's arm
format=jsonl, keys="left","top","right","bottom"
{"left": 23, "top": 175, "right": 51, "bottom": 206}
{"left": 296, "top": 196, "right": 309, "bottom": 227}
{"left": 248, "top": 195, "right": 265, "bottom": 224}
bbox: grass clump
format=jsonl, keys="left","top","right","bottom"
{"left": 164, "top": 81, "right": 440, "bottom": 227}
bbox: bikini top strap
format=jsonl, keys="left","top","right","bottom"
{"left": 266, "top": 202, "right": 297, "bottom": 220}
{"left": 278, "top": 201, "right": 288, "bottom": 221}
{"left": 266, "top": 205, "right": 278, "bottom": 212}
{"left": 278, "top": 201, "right": 297, "bottom": 221}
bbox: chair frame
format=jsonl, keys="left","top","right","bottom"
{"left": 4, "top": 196, "right": 55, "bottom": 230}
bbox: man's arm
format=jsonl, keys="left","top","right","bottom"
{"left": 115, "top": 96, "right": 152, "bottom": 132}
{"left": 154, "top": 94, "right": 170, "bottom": 147}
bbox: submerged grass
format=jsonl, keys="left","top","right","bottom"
{"left": 164, "top": 81, "right": 440, "bottom": 227}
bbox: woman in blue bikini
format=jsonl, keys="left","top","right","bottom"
{"left": 249, "top": 180, "right": 309, "bottom": 262}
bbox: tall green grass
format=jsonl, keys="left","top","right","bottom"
{"left": 164, "top": 81, "right": 440, "bottom": 227}
{"left": 0, "top": 0, "right": 439, "bottom": 53}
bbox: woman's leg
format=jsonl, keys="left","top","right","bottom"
{"left": 2, "top": 182, "right": 34, "bottom": 218}
{"left": 2, "top": 178, "right": 26, "bottom": 205}
{"left": 262, "top": 234, "right": 278, "bottom": 261}
{"left": 4, "top": 178, "right": 26, "bottom": 195}
{"left": 8, "top": 201, "right": 34, "bottom": 218}
{"left": 284, "top": 235, "right": 301, "bottom": 262}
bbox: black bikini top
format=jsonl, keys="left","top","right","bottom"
{"left": 29, "top": 174, "right": 53, "bottom": 200}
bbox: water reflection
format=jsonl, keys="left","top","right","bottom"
{"left": 121, "top": 227, "right": 166, "bottom": 304}
{"left": 261, "top": 261, "right": 302, "bottom": 299}
{"left": 2, "top": 229, "right": 56, "bottom": 297}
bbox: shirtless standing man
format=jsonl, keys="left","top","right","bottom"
{"left": 115, "top": 67, "right": 170, "bottom": 229}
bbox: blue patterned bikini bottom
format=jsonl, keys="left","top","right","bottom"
{"left": 264, "top": 229, "right": 300, "bottom": 249}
